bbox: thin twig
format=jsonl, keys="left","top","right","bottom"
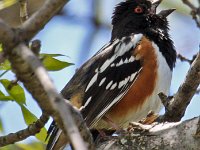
{"left": 20, "top": 0, "right": 70, "bottom": 41}
{"left": 182, "top": 0, "right": 197, "bottom": 10}
{"left": 30, "top": 40, "right": 41, "bottom": 56}
{"left": 177, "top": 54, "right": 193, "bottom": 64}
{"left": 0, "top": 113, "right": 49, "bottom": 147}
{"left": 182, "top": 0, "right": 200, "bottom": 27}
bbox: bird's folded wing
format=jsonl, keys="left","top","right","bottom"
{"left": 78, "top": 34, "right": 144, "bottom": 127}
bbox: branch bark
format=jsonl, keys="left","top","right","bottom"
{"left": 0, "top": 0, "right": 94, "bottom": 149}
{"left": 0, "top": 113, "right": 49, "bottom": 147}
{"left": 96, "top": 117, "right": 200, "bottom": 150}
{"left": 182, "top": 0, "right": 200, "bottom": 27}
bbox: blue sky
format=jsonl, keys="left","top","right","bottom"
{"left": 0, "top": 0, "right": 200, "bottom": 145}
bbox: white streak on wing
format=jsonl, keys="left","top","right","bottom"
{"left": 129, "top": 56, "right": 135, "bottom": 62}
{"left": 85, "top": 73, "right": 98, "bottom": 92}
{"left": 100, "top": 56, "right": 115, "bottom": 73}
{"left": 111, "top": 63, "right": 115, "bottom": 67}
{"left": 99, "top": 34, "right": 142, "bottom": 73}
{"left": 130, "top": 72, "right": 137, "bottom": 82}
{"left": 84, "top": 97, "right": 92, "bottom": 107}
{"left": 116, "top": 59, "right": 123, "bottom": 67}
{"left": 99, "top": 77, "right": 106, "bottom": 86}
{"left": 115, "top": 34, "right": 143, "bottom": 57}
{"left": 124, "top": 76, "right": 129, "bottom": 85}
{"left": 130, "top": 68, "right": 142, "bottom": 82}
{"left": 118, "top": 80, "right": 125, "bottom": 89}
{"left": 110, "top": 83, "right": 117, "bottom": 90}
{"left": 106, "top": 81, "right": 113, "bottom": 90}
{"left": 49, "top": 129, "right": 62, "bottom": 150}
{"left": 124, "top": 58, "right": 129, "bottom": 64}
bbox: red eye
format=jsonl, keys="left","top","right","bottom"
{"left": 134, "top": 6, "right": 143, "bottom": 14}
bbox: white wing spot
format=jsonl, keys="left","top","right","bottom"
{"left": 118, "top": 80, "right": 125, "bottom": 89}
{"left": 124, "top": 58, "right": 129, "bottom": 64}
{"left": 116, "top": 59, "right": 124, "bottom": 67}
{"left": 85, "top": 73, "right": 98, "bottom": 92}
{"left": 100, "top": 56, "right": 115, "bottom": 73}
{"left": 111, "top": 63, "right": 115, "bottom": 67}
{"left": 130, "top": 72, "right": 137, "bottom": 82}
{"left": 106, "top": 81, "right": 113, "bottom": 90}
{"left": 110, "top": 83, "right": 117, "bottom": 90}
{"left": 99, "top": 78, "right": 106, "bottom": 86}
{"left": 84, "top": 97, "right": 92, "bottom": 107}
{"left": 129, "top": 56, "right": 135, "bottom": 62}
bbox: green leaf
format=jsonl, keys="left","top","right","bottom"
{"left": 21, "top": 105, "right": 37, "bottom": 125}
{"left": 40, "top": 53, "right": 67, "bottom": 57}
{"left": 42, "top": 56, "right": 73, "bottom": 71}
{"left": 0, "top": 0, "right": 18, "bottom": 10}
{"left": 20, "top": 105, "right": 47, "bottom": 142}
{"left": 0, "top": 79, "right": 26, "bottom": 104}
{"left": 36, "top": 127, "right": 48, "bottom": 143}
{"left": 0, "top": 117, "right": 4, "bottom": 133}
{"left": 0, "top": 44, "right": 2, "bottom": 52}
{"left": 0, "top": 60, "right": 11, "bottom": 71}
{"left": 0, "top": 90, "right": 13, "bottom": 101}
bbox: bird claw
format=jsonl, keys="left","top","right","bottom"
{"left": 139, "top": 111, "right": 159, "bottom": 125}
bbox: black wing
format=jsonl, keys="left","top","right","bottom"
{"left": 77, "top": 34, "right": 143, "bottom": 127}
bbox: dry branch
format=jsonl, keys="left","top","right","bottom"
{"left": 0, "top": 0, "right": 94, "bottom": 149}
{"left": 96, "top": 117, "right": 200, "bottom": 150}
{"left": 182, "top": 0, "right": 200, "bottom": 27}
{"left": 0, "top": 113, "right": 49, "bottom": 147}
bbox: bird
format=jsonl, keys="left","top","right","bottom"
{"left": 46, "top": 0, "right": 176, "bottom": 149}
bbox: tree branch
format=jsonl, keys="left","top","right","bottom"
{"left": 0, "top": 113, "right": 49, "bottom": 147}
{"left": 182, "top": 0, "right": 200, "bottom": 27}
{"left": 96, "top": 117, "right": 200, "bottom": 150}
{"left": 7, "top": 43, "right": 93, "bottom": 149}
{"left": 0, "top": 0, "right": 94, "bottom": 149}
{"left": 20, "top": 0, "right": 69, "bottom": 41}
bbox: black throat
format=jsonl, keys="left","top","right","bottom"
{"left": 144, "top": 28, "right": 176, "bottom": 70}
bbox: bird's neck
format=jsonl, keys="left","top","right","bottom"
{"left": 145, "top": 29, "right": 176, "bottom": 70}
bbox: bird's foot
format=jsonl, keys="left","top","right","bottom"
{"left": 139, "top": 111, "right": 159, "bottom": 125}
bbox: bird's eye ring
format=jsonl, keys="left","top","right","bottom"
{"left": 134, "top": 6, "right": 144, "bottom": 14}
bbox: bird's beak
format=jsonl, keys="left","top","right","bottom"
{"left": 150, "top": 0, "right": 162, "bottom": 14}
{"left": 152, "top": 0, "right": 162, "bottom": 9}
{"left": 158, "top": 9, "right": 176, "bottom": 18}
{"left": 150, "top": 0, "right": 176, "bottom": 17}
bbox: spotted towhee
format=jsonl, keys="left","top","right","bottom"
{"left": 46, "top": 0, "right": 176, "bottom": 149}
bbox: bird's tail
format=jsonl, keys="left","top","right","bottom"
{"left": 46, "top": 121, "right": 67, "bottom": 150}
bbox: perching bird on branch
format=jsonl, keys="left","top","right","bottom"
{"left": 46, "top": 0, "right": 176, "bottom": 149}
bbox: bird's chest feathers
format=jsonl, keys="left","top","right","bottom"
{"left": 105, "top": 37, "right": 172, "bottom": 127}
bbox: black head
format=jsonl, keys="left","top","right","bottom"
{"left": 111, "top": 0, "right": 175, "bottom": 40}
